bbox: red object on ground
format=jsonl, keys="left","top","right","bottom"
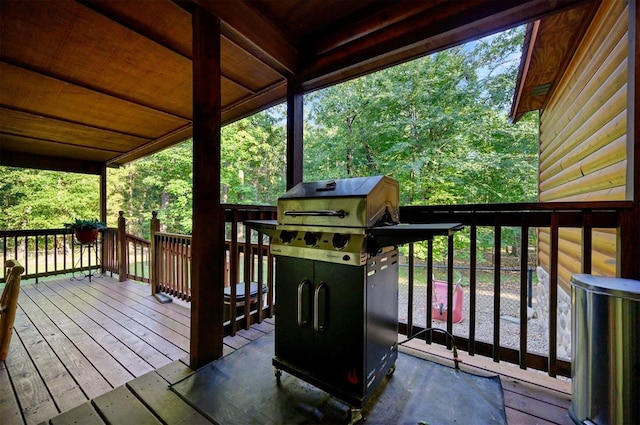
{"left": 432, "top": 279, "right": 464, "bottom": 323}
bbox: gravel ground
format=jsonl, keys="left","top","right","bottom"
{"left": 398, "top": 280, "right": 550, "bottom": 355}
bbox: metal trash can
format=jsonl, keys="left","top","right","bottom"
{"left": 569, "top": 274, "right": 640, "bottom": 425}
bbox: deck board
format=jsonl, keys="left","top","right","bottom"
{"left": 42, "top": 280, "right": 171, "bottom": 369}
{"left": 65, "top": 279, "right": 190, "bottom": 349}
{"left": 61, "top": 279, "right": 188, "bottom": 359}
{"left": 30, "top": 281, "right": 155, "bottom": 378}
{"left": 15, "top": 287, "right": 114, "bottom": 399}
{"left": 4, "top": 328, "right": 59, "bottom": 425}
{"left": 21, "top": 284, "right": 136, "bottom": 387}
{"left": 78, "top": 279, "right": 191, "bottom": 336}
{"left": 0, "top": 362, "right": 23, "bottom": 425}
{"left": 10, "top": 307, "right": 86, "bottom": 413}
{"left": 0, "top": 275, "right": 574, "bottom": 425}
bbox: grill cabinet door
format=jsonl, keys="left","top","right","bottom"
{"left": 313, "top": 261, "right": 365, "bottom": 396}
{"left": 274, "top": 257, "right": 366, "bottom": 397}
{"left": 275, "top": 257, "right": 315, "bottom": 372}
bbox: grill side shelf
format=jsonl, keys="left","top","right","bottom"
{"left": 244, "top": 220, "right": 279, "bottom": 238}
{"left": 367, "top": 223, "right": 463, "bottom": 252}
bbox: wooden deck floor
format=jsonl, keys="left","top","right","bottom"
{"left": 1, "top": 275, "right": 572, "bottom": 425}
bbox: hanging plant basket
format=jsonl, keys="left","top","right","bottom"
{"left": 64, "top": 219, "right": 106, "bottom": 244}
{"left": 75, "top": 228, "right": 100, "bottom": 244}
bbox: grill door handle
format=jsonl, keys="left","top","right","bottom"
{"left": 314, "top": 282, "right": 328, "bottom": 332}
{"left": 297, "top": 279, "right": 312, "bottom": 327}
{"left": 284, "top": 210, "right": 347, "bottom": 218}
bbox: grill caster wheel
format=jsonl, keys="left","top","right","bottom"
{"left": 347, "top": 407, "right": 364, "bottom": 424}
{"left": 386, "top": 364, "right": 396, "bottom": 377}
{"left": 275, "top": 368, "right": 282, "bottom": 384}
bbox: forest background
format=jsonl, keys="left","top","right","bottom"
{"left": 0, "top": 27, "right": 537, "bottom": 254}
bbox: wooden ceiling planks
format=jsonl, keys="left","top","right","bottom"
{"left": 80, "top": 0, "right": 194, "bottom": 59}
{"left": 0, "top": 108, "right": 145, "bottom": 152}
{"left": 0, "top": 1, "right": 192, "bottom": 117}
{"left": 0, "top": 63, "right": 189, "bottom": 139}
{"left": 0, "top": 0, "right": 598, "bottom": 171}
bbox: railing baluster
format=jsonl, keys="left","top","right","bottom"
{"left": 35, "top": 235, "right": 39, "bottom": 282}
{"left": 256, "top": 223, "right": 264, "bottom": 324}
{"left": 469, "top": 218, "right": 477, "bottom": 356}
{"left": 493, "top": 215, "right": 501, "bottom": 363}
{"left": 44, "top": 235, "right": 48, "bottom": 275}
{"left": 407, "top": 243, "right": 414, "bottom": 337}
{"left": 519, "top": 225, "right": 529, "bottom": 369}
{"left": 25, "top": 236, "right": 29, "bottom": 277}
{"left": 446, "top": 234, "right": 454, "bottom": 348}
{"left": 54, "top": 234, "right": 58, "bottom": 272}
{"left": 426, "top": 238, "right": 433, "bottom": 344}
{"left": 229, "top": 210, "right": 239, "bottom": 335}
{"left": 549, "top": 212, "right": 559, "bottom": 377}
{"left": 244, "top": 223, "right": 251, "bottom": 328}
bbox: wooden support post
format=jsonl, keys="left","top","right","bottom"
{"left": 190, "top": 6, "right": 224, "bottom": 368}
{"left": 150, "top": 211, "right": 171, "bottom": 303}
{"left": 286, "top": 75, "right": 303, "bottom": 189}
{"left": 100, "top": 164, "right": 107, "bottom": 272}
{"left": 117, "top": 211, "right": 127, "bottom": 282}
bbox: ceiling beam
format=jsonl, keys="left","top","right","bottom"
{"left": 0, "top": 150, "right": 104, "bottom": 175}
{"left": 308, "top": 0, "right": 443, "bottom": 57}
{"left": 106, "top": 124, "right": 193, "bottom": 166}
{"left": 300, "top": 0, "right": 594, "bottom": 91}
{"left": 191, "top": 0, "right": 297, "bottom": 76}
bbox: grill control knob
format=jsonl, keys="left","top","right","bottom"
{"left": 279, "top": 230, "right": 297, "bottom": 244}
{"left": 332, "top": 233, "right": 350, "bottom": 250}
{"left": 304, "top": 232, "right": 320, "bottom": 247}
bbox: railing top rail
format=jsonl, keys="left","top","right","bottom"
{"left": 126, "top": 233, "right": 150, "bottom": 244}
{"left": 222, "top": 203, "right": 277, "bottom": 212}
{"left": 401, "top": 200, "right": 633, "bottom": 213}
{"left": 0, "top": 228, "right": 72, "bottom": 237}
{"left": 155, "top": 232, "right": 193, "bottom": 240}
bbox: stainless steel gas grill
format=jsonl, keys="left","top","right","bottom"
{"left": 246, "top": 176, "right": 462, "bottom": 423}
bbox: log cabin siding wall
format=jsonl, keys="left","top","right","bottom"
{"left": 538, "top": 0, "right": 628, "bottom": 288}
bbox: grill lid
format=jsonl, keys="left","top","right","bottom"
{"left": 277, "top": 175, "right": 399, "bottom": 228}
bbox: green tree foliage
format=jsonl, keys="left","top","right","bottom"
{"left": 105, "top": 106, "right": 287, "bottom": 237}
{"left": 0, "top": 167, "right": 99, "bottom": 230}
{"left": 305, "top": 27, "right": 537, "bottom": 206}
{"left": 221, "top": 105, "right": 287, "bottom": 205}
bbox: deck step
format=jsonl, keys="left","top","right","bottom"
{"left": 50, "top": 401, "right": 105, "bottom": 425}
{"left": 92, "top": 386, "right": 162, "bottom": 425}
{"left": 126, "top": 371, "right": 210, "bottom": 424}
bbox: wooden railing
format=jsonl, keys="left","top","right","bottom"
{"left": 0, "top": 228, "right": 105, "bottom": 282}
{"left": 150, "top": 205, "right": 277, "bottom": 336}
{"left": 126, "top": 233, "right": 151, "bottom": 283}
{"left": 398, "top": 200, "right": 632, "bottom": 377}
{"left": 3, "top": 201, "right": 631, "bottom": 378}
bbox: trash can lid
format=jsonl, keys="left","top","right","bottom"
{"left": 571, "top": 274, "right": 640, "bottom": 301}
{"left": 224, "top": 282, "right": 267, "bottom": 301}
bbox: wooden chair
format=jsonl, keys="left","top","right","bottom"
{"left": 1, "top": 259, "right": 24, "bottom": 361}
